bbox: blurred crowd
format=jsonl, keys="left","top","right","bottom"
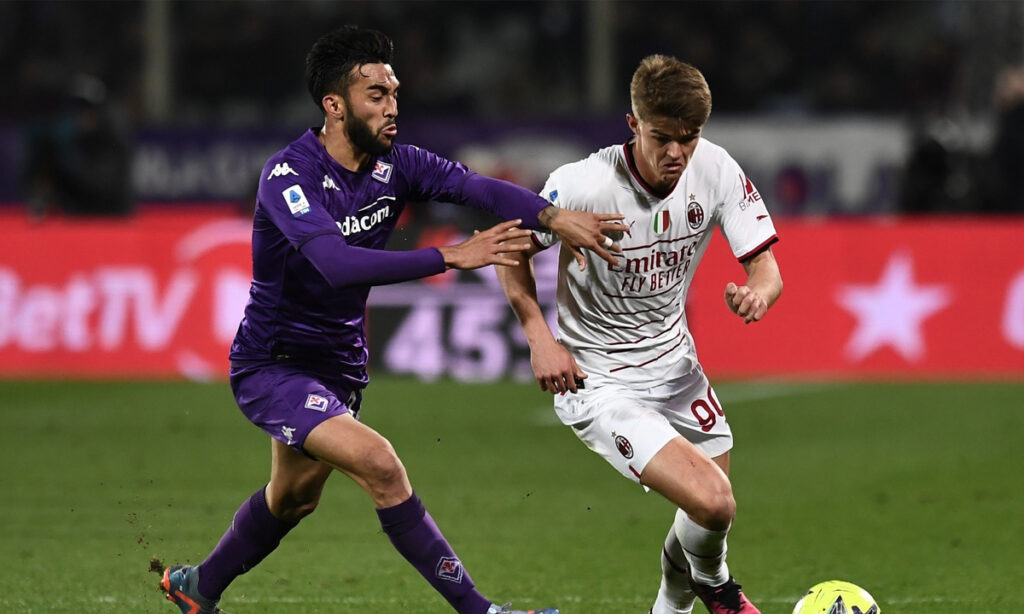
{"left": 1, "top": 0, "right": 1022, "bottom": 216}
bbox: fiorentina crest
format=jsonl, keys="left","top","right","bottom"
{"left": 435, "top": 556, "right": 464, "bottom": 583}
{"left": 304, "top": 394, "right": 329, "bottom": 412}
{"left": 372, "top": 161, "right": 393, "bottom": 183}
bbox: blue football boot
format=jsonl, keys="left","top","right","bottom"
{"left": 160, "top": 565, "right": 221, "bottom": 614}
{"left": 490, "top": 603, "right": 560, "bottom": 614}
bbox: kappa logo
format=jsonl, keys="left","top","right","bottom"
{"left": 281, "top": 426, "right": 296, "bottom": 445}
{"left": 323, "top": 174, "right": 339, "bottom": 190}
{"left": 372, "top": 161, "right": 393, "bottom": 184}
{"left": 282, "top": 184, "right": 311, "bottom": 217}
{"left": 305, "top": 394, "right": 329, "bottom": 412}
{"left": 267, "top": 163, "right": 299, "bottom": 179}
{"left": 435, "top": 557, "right": 464, "bottom": 583}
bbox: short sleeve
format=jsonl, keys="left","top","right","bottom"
{"left": 715, "top": 157, "right": 778, "bottom": 261}
{"left": 257, "top": 155, "right": 342, "bottom": 249}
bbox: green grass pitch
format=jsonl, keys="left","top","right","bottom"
{"left": 0, "top": 378, "right": 1021, "bottom": 613}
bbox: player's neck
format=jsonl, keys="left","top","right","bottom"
{"left": 318, "top": 123, "right": 370, "bottom": 172}
{"left": 628, "top": 142, "right": 677, "bottom": 197}
{"left": 639, "top": 167, "right": 676, "bottom": 196}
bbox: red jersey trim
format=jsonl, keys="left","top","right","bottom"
{"left": 605, "top": 312, "right": 684, "bottom": 344}
{"left": 530, "top": 232, "right": 551, "bottom": 250}
{"left": 737, "top": 235, "right": 778, "bottom": 262}
{"left": 622, "top": 141, "right": 672, "bottom": 199}
{"left": 609, "top": 335, "right": 685, "bottom": 372}
{"left": 602, "top": 298, "right": 675, "bottom": 316}
{"left": 622, "top": 228, "right": 709, "bottom": 252}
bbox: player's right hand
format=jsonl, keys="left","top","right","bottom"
{"left": 438, "top": 219, "right": 532, "bottom": 270}
{"left": 724, "top": 281, "right": 769, "bottom": 323}
{"left": 542, "top": 207, "right": 629, "bottom": 270}
{"left": 531, "top": 338, "right": 587, "bottom": 394}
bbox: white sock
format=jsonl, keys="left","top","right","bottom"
{"left": 651, "top": 521, "right": 696, "bottom": 614}
{"left": 673, "top": 508, "right": 730, "bottom": 587}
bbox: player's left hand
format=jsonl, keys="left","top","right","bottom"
{"left": 540, "top": 206, "right": 628, "bottom": 270}
{"left": 724, "top": 281, "right": 769, "bottom": 324}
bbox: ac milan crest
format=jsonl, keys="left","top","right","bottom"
{"left": 614, "top": 433, "right": 634, "bottom": 459}
{"left": 686, "top": 200, "right": 704, "bottom": 230}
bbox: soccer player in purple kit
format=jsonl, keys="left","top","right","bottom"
{"left": 158, "top": 25, "right": 626, "bottom": 614}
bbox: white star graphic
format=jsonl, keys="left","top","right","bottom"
{"left": 835, "top": 252, "right": 952, "bottom": 362}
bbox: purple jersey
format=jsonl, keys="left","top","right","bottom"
{"left": 230, "top": 128, "right": 545, "bottom": 388}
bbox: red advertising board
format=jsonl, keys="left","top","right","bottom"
{"left": 688, "top": 217, "right": 1024, "bottom": 378}
{"left": 0, "top": 209, "right": 253, "bottom": 379}
{"left": 1, "top": 210, "right": 1022, "bottom": 380}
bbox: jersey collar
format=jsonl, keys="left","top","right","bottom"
{"left": 622, "top": 139, "right": 674, "bottom": 200}
{"left": 304, "top": 127, "right": 384, "bottom": 176}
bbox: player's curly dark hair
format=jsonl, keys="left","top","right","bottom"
{"left": 305, "top": 25, "right": 394, "bottom": 113}
{"left": 630, "top": 55, "right": 712, "bottom": 128}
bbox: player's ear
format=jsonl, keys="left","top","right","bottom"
{"left": 626, "top": 113, "right": 640, "bottom": 136}
{"left": 322, "top": 94, "right": 344, "bottom": 120}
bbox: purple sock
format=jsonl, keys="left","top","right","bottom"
{"left": 377, "top": 492, "right": 492, "bottom": 614}
{"left": 196, "top": 486, "right": 296, "bottom": 600}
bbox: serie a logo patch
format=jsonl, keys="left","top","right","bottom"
{"left": 283, "top": 184, "right": 311, "bottom": 217}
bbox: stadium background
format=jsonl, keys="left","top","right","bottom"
{"left": 1, "top": 2, "right": 1022, "bottom": 613}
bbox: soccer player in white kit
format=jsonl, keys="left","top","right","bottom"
{"left": 496, "top": 55, "right": 782, "bottom": 614}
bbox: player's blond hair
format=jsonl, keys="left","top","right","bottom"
{"left": 630, "top": 55, "right": 712, "bottom": 127}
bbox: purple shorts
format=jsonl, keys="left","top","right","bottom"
{"left": 230, "top": 360, "right": 363, "bottom": 457}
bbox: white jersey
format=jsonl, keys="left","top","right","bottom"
{"left": 534, "top": 138, "right": 777, "bottom": 387}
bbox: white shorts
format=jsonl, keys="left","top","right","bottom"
{"left": 553, "top": 366, "right": 733, "bottom": 484}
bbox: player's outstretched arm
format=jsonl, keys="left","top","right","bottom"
{"left": 300, "top": 220, "right": 528, "bottom": 287}
{"left": 436, "top": 219, "right": 533, "bottom": 270}
{"left": 495, "top": 244, "right": 587, "bottom": 394}
{"left": 538, "top": 205, "right": 628, "bottom": 270}
{"left": 724, "top": 247, "right": 783, "bottom": 324}
{"left": 455, "top": 173, "right": 625, "bottom": 269}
